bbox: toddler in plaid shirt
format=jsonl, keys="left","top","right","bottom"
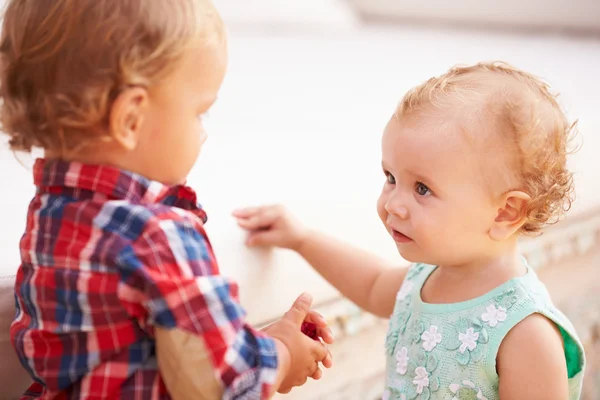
{"left": 1, "top": 0, "right": 332, "bottom": 399}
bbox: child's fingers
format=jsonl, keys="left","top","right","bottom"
{"left": 282, "top": 293, "right": 313, "bottom": 326}
{"left": 233, "top": 204, "right": 280, "bottom": 219}
{"left": 322, "top": 349, "right": 333, "bottom": 369}
{"left": 236, "top": 218, "right": 265, "bottom": 230}
{"left": 237, "top": 215, "right": 267, "bottom": 229}
{"left": 304, "top": 311, "right": 334, "bottom": 344}
{"left": 237, "top": 209, "right": 279, "bottom": 231}
{"left": 304, "top": 310, "right": 327, "bottom": 327}
{"left": 246, "top": 231, "right": 279, "bottom": 246}
{"left": 311, "top": 366, "right": 323, "bottom": 380}
{"left": 237, "top": 218, "right": 271, "bottom": 232}
{"left": 318, "top": 327, "right": 334, "bottom": 345}
{"left": 232, "top": 206, "right": 262, "bottom": 218}
{"left": 310, "top": 339, "right": 329, "bottom": 362}
{"left": 278, "top": 386, "right": 292, "bottom": 394}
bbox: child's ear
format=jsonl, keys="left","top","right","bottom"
{"left": 109, "top": 87, "right": 149, "bottom": 151}
{"left": 489, "top": 191, "right": 531, "bottom": 241}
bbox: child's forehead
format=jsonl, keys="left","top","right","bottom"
{"left": 382, "top": 114, "right": 517, "bottom": 193}
{"left": 383, "top": 115, "right": 474, "bottom": 163}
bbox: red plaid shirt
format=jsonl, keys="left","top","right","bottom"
{"left": 11, "top": 159, "right": 277, "bottom": 399}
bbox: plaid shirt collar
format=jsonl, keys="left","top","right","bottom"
{"left": 33, "top": 158, "right": 207, "bottom": 222}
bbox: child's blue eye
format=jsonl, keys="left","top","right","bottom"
{"left": 385, "top": 172, "right": 396, "bottom": 185}
{"left": 415, "top": 182, "right": 431, "bottom": 196}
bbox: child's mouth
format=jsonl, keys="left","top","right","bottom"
{"left": 391, "top": 229, "right": 413, "bottom": 243}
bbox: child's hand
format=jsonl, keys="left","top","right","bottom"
{"left": 233, "top": 205, "right": 309, "bottom": 250}
{"left": 301, "top": 310, "right": 335, "bottom": 346}
{"left": 262, "top": 293, "right": 333, "bottom": 394}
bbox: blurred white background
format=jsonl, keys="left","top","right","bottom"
{"left": 0, "top": 1, "right": 599, "bottom": 398}
{"left": 3, "top": 0, "right": 598, "bottom": 321}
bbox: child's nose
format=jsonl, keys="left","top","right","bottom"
{"left": 385, "top": 194, "right": 409, "bottom": 219}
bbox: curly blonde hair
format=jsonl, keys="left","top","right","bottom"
{"left": 396, "top": 61, "right": 576, "bottom": 234}
{"left": 0, "top": 0, "right": 224, "bottom": 156}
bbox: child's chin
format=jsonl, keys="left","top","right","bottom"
{"left": 396, "top": 248, "right": 419, "bottom": 262}
{"left": 396, "top": 247, "right": 429, "bottom": 264}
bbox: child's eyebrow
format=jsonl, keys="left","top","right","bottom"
{"left": 381, "top": 161, "right": 442, "bottom": 190}
{"left": 411, "top": 170, "right": 432, "bottom": 182}
{"left": 408, "top": 169, "right": 444, "bottom": 193}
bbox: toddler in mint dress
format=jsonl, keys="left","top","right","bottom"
{"left": 235, "top": 62, "right": 586, "bottom": 399}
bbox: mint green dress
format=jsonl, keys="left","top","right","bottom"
{"left": 383, "top": 262, "right": 585, "bottom": 400}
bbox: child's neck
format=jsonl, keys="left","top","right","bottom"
{"left": 45, "top": 145, "right": 121, "bottom": 167}
{"left": 421, "top": 242, "right": 526, "bottom": 304}
{"left": 45, "top": 147, "right": 177, "bottom": 185}
{"left": 440, "top": 247, "right": 524, "bottom": 283}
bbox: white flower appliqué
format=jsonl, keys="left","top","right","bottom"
{"left": 449, "top": 380, "right": 488, "bottom": 400}
{"left": 481, "top": 304, "right": 507, "bottom": 327}
{"left": 458, "top": 328, "right": 479, "bottom": 353}
{"left": 421, "top": 325, "right": 442, "bottom": 352}
{"left": 412, "top": 366, "right": 430, "bottom": 394}
{"left": 382, "top": 389, "right": 391, "bottom": 400}
{"left": 395, "top": 347, "right": 410, "bottom": 375}
{"left": 396, "top": 281, "right": 415, "bottom": 301}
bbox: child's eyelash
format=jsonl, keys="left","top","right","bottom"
{"left": 384, "top": 171, "right": 396, "bottom": 185}
{"left": 383, "top": 172, "right": 432, "bottom": 196}
{"left": 415, "top": 182, "right": 432, "bottom": 196}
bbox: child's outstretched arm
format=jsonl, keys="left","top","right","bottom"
{"left": 497, "top": 314, "right": 569, "bottom": 399}
{"left": 234, "top": 205, "right": 407, "bottom": 318}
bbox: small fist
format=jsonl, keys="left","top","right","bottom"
{"left": 262, "top": 294, "right": 334, "bottom": 394}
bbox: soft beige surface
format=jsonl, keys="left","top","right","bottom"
{"left": 0, "top": 276, "right": 33, "bottom": 400}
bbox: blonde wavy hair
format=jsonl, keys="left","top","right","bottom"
{"left": 396, "top": 61, "right": 576, "bottom": 234}
{"left": 0, "top": 0, "right": 225, "bottom": 157}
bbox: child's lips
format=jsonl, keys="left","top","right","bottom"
{"left": 391, "top": 229, "right": 413, "bottom": 243}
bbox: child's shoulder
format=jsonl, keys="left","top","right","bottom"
{"left": 90, "top": 200, "right": 207, "bottom": 242}
{"left": 496, "top": 311, "right": 580, "bottom": 398}
{"left": 27, "top": 193, "right": 213, "bottom": 276}
{"left": 492, "top": 268, "right": 585, "bottom": 398}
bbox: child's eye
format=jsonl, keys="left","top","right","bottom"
{"left": 415, "top": 182, "right": 431, "bottom": 196}
{"left": 385, "top": 172, "right": 396, "bottom": 185}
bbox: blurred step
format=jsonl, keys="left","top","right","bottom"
{"left": 212, "top": 0, "right": 359, "bottom": 32}
{"left": 518, "top": 206, "right": 600, "bottom": 270}
{"left": 345, "top": 0, "right": 600, "bottom": 35}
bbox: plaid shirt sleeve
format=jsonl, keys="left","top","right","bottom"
{"left": 116, "top": 212, "right": 278, "bottom": 399}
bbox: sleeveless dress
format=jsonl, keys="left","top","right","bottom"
{"left": 383, "top": 262, "right": 586, "bottom": 400}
